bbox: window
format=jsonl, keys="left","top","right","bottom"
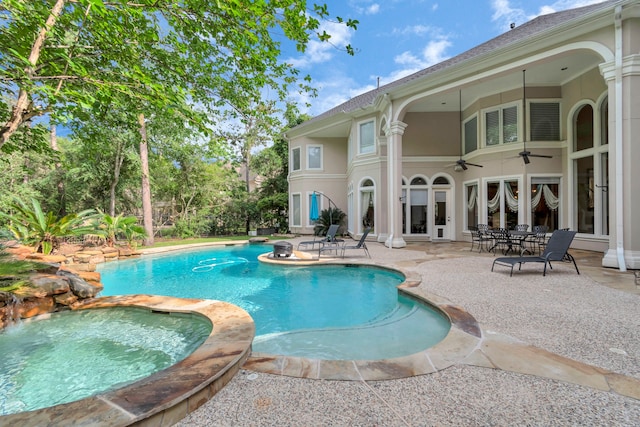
{"left": 359, "top": 120, "right": 375, "bottom": 154}
{"left": 574, "top": 104, "right": 594, "bottom": 151}
{"left": 360, "top": 179, "right": 375, "bottom": 232}
{"left": 531, "top": 177, "right": 560, "bottom": 232}
{"left": 307, "top": 145, "right": 322, "bottom": 169}
{"left": 465, "top": 183, "right": 479, "bottom": 229}
{"left": 571, "top": 99, "right": 609, "bottom": 236}
{"left": 406, "top": 177, "right": 428, "bottom": 234}
{"left": 502, "top": 106, "right": 518, "bottom": 142}
{"left": 600, "top": 152, "right": 609, "bottom": 235}
{"left": 485, "top": 110, "right": 499, "bottom": 146}
{"left": 575, "top": 156, "right": 594, "bottom": 233}
{"left": 486, "top": 179, "right": 520, "bottom": 229}
{"left": 291, "top": 147, "right": 301, "bottom": 171}
{"left": 530, "top": 102, "right": 560, "bottom": 141}
{"left": 291, "top": 194, "right": 301, "bottom": 227}
{"left": 484, "top": 104, "right": 518, "bottom": 146}
{"left": 464, "top": 116, "right": 478, "bottom": 154}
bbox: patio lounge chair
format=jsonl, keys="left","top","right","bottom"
{"left": 341, "top": 228, "right": 371, "bottom": 258}
{"left": 297, "top": 224, "right": 340, "bottom": 251}
{"left": 491, "top": 229, "right": 579, "bottom": 277}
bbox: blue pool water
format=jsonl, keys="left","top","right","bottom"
{"left": 0, "top": 307, "right": 210, "bottom": 415}
{"left": 98, "top": 244, "right": 451, "bottom": 359}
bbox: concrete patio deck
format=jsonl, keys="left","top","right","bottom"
{"left": 178, "top": 237, "right": 639, "bottom": 426}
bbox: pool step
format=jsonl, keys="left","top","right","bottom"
{"left": 252, "top": 304, "right": 450, "bottom": 360}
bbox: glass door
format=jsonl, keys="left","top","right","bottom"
{"left": 432, "top": 190, "right": 451, "bottom": 240}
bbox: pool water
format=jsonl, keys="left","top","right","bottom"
{"left": 98, "top": 244, "right": 451, "bottom": 359}
{"left": 0, "top": 307, "right": 211, "bottom": 416}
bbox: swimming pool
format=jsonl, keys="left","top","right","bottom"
{"left": 98, "top": 244, "right": 451, "bottom": 360}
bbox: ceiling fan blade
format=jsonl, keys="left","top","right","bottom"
{"left": 520, "top": 152, "right": 531, "bottom": 164}
{"left": 529, "top": 153, "right": 553, "bottom": 159}
{"left": 466, "top": 162, "right": 483, "bottom": 168}
{"left": 459, "top": 160, "right": 468, "bottom": 170}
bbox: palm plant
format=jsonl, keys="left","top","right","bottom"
{"left": 0, "top": 198, "right": 97, "bottom": 254}
{"left": 313, "top": 207, "right": 347, "bottom": 236}
{"left": 96, "top": 212, "right": 146, "bottom": 248}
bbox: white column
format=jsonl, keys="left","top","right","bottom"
{"left": 599, "top": 27, "right": 640, "bottom": 269}
{"left": 385, "top": 121, "right": 407, "bottom": 248}
{"left": 377, "top": 133, "right": 389, "bottom": 243}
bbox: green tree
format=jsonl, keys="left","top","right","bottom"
{"left": 221, "top": 101, "right": 281, "bottom": 234}
{"left": 250, "top": 109, "right": 310, "bottom": 232}
{"left": 66, "top": 106, "right": 141, "bottom": 216}
{"left": 0, "top": 0, "right": 357, "bottom": 149}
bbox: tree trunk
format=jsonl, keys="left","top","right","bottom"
{"left": 50, "top": 125, "right": 66, "bottom": 216}
{"left": 138, "top": 113, "right": 154, "bottom": 246}
{"left": 0, "top": 0, "right": 66, "bottom": 149}
{"left": 109, "top": 141, "right": 124, "bottom": 217}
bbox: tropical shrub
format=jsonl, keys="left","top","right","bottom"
{"left": 313, "top": 207, "right": 347, "bottom": 236}
{"left": 0, "top": 198, "right": 97, "bottom": 254}
{"left": 95, "top": 212, "right": 146, "bottom": 249}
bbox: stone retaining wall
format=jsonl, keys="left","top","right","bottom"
{"left": 0, "top": 245, "right": 141, "bottom": 328}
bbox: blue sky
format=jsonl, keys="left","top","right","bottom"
{"left": 284, "top": 0, "right": 607, "bottom": 117}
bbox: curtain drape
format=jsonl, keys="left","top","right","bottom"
{"left": 505, "top": 183, "right": 519, "bottom": 212}
{"left": 361, "top": 191, "right": 371, "bottom": 214}
{"left": 487, "top": 188, "right": 500, "bottom": 213}
{"left": 530, "top": 184, "right": 559, "bottom": 211}
{"left": 467, "top": 186, "right": 477, "bottom": 211}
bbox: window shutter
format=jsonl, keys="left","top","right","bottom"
{"left": 485, "top": 110, "right": 499, "bottom": 146}
{"left": 502, "top": 106, "right": 518, "bottom": 143}
{"left": 464, "top": 117, "right": 477, "bottom": 154}
{"left": 530, "top": 103, "right": 560, "bottom": 141}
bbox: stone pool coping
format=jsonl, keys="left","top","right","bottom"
{"left": 0, "top": 295, "right": 255, "bottom": 426}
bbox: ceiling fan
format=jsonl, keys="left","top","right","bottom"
{"left": 452, "top": 90, "right": 482, "bottom": 171}
{"left": 519, "top": 69, "right": 552, "bottom": 164}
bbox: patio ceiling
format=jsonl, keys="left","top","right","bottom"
{"left": 405, "top": 50, "right": 605, "bottom": 113}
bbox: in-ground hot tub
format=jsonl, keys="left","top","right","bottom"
{"left": 0, "top": 295, "right": 254, "bottom": 426}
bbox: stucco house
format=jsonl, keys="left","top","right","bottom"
{"left": 286, "top": 0, "right": 639, "bottom": 270}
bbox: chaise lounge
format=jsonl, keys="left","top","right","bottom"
{"left": 297, "top": 224, "right": 341, "bottom": 251}
{"left": 341, "top": 228, "right": 371, "bottom": 258}
{"left": 491, "top": 229, "right": 580, "bottom": 277}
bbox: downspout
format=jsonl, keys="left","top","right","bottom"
{"left": 614, "top": 5, "right": 627, "bottom": 271}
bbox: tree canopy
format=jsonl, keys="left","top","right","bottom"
{"left": 0, "top": 0, "right": 358, "bottom": 149}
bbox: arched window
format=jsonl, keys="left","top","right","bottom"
{"left": 573, "top": 104, "right": 594, "bottom": 234}
{"left": 572, "top": 100, "right": 608, "bottom": 236}
{"left": 359, "top": 179, "right": 375, "bottom": 233}
{"left": 403, "top": 176, "right": 429, "bottom": 234}
{"left": 433, "top": 176, "right": 450, "bottom": 185}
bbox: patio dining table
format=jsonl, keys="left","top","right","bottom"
{"left": 488, "top": 229, "right": 535, "bottom": 255}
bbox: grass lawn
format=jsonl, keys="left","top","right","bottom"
{"left": 148, "top": 235, "right": 290, "bottom": 249}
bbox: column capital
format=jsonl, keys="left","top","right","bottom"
{"left": 386, "top": 121, "right": 408, "bottom": 137}
{"left": 599, "top": 54, "right": 640, "bottom": 81}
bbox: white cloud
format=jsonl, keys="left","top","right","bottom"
{"left": 491, "top": 0, "right": 608, "bottom": 31}
{"left": 432, "top": 3, "right": 439, "bottom": 11}
{"left": 285, "top": 20, "right": 355, "bottom": 69}
{"left": 365, "top": 4, "right": 380, "bottom": 15}
{"left": 392, "top": 24, "right": 432, "bottom": 37}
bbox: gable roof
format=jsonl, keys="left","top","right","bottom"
{"left": 297, "top": 0, "right": 618, "bottom": 130}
